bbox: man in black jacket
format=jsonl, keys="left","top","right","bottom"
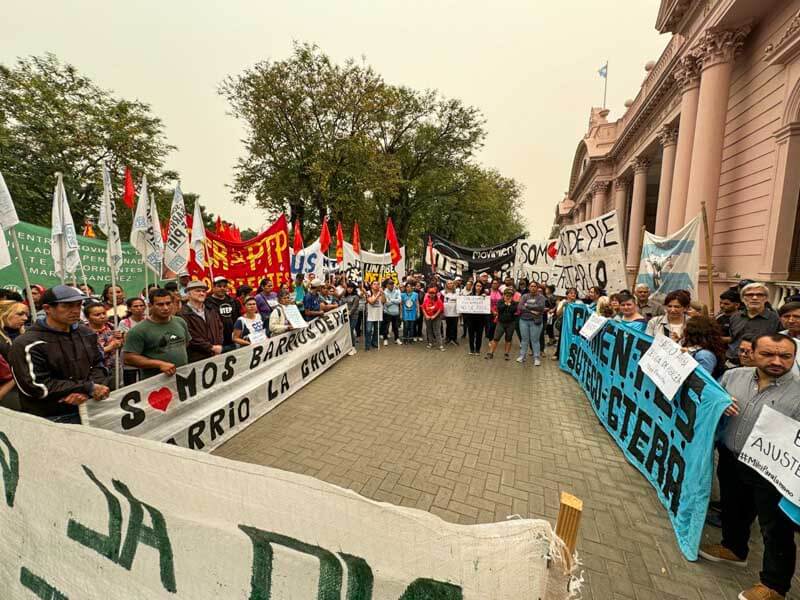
{"left": 9, "top": 285, "right": 110, "bottom": 423}
{"left": 205, "top": 276, "right": 240, "bottom": 352}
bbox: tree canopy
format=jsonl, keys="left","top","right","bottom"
{"left": 220, "top": 43, "right": 527, "bottom": 250}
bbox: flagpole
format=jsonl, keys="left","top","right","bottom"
{"left": 9, "top": 228, "right": 37, "bottom": 318}
{"left": 602, "top": 61, "right": 608, "bottom": 109}
{"left": 701, "top": 202, "right": 715, "bottom": 314}
{"left": 56, "top": 173, "right": 66, "bottom": 284}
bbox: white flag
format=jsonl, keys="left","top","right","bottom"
{"left": 98, "top": 163, "right": 123, "bottom": 275}
{"left": 0, "top": 171, "right": 20, "bottom": 230}
{"left": 191, "top": 201, "right": 206, "bottom": 269}
{"left": 0, "top": 228, "right": 11, "bottom": 270}
{"left": 51, "top": 173, "right": 81, "bottom": 278}
{"left": 130, "top": 175, "right": 164, "bottom": 276}
{"left": 164, "top": 184, "right": 189, "bottom": 273}
{"left": 637, "top": 215, "right": 701, "bottom": 303}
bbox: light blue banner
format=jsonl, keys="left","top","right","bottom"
{"left": 559, "top": 303, "right": 730, "bottom": 560}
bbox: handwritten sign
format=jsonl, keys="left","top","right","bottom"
{"left": 639, "top": 335, "right": 698, "bottom": 400}
{"left": 578, "top": 313, "right": 607, "bottom": 340}
{"left": 284, "top": 304, "right": 308, "bottom": 329}
{"left": 739, "top": 406, "right": 800, "bottom": 504}
{"left": 456, "top": 295, "right": 491, "bottom": 314}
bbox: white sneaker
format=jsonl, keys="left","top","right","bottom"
{"left": 426, "top": 343, "right": 432, "bottom": 349}
{"left": 439, "top": 345, "right": 445, "bottom": 351}
{"left": 516, "top": 357, "right": 524, "bottom": 364}
{"left": 383, "top": 339, "right": 388, "bottom": 347}
{"left": 347, "top": 348, "right": 357, "bottom": 356}
{"left": 396, "top": 339, "right": 402, "bottom": 345}
{"left": 534, "top": 358, "right": 541, "bottom": 366}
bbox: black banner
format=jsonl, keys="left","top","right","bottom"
{"left": 421, "top": 234, "right": 521, "bottom": 280}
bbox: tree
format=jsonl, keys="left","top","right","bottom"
{"left": 0, "top": 54, "right": 178, "bottom": 231}
{"left": 221, "top": 43, "right": 526, "bottom": 250}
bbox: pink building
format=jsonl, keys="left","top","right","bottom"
{"left": 553, "top": 1, "right": 800, "bottom": 307}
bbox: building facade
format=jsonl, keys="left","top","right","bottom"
{"left": 553, "top": 0, "right": 800, "bottom": 306}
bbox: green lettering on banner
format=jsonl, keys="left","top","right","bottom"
{"left": 0, "top": 431, "right": 19, "bottom": 507}
{"left": 339, "top": 553, "right": 374, "bottom": 600}
{"left": 67, "top": 465, "right": 123, "bottom": 561}
{"left": 398, "top": 578, "right": 463, "bottom": 600}
{"left": 66, "top": 466, "right": 176, "bottom": 593}
{"left": 19, "top": 566, "right": 69, "bottom": 600}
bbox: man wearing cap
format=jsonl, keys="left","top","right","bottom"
{"left": 177, "top": 272, "right": 191, "bottom": 296}
{"left": 303, "top": 280, "right": 324, "bottom": 320}
{"left": 206, "top": 276, "right": 240, "bottom": 352}
{"left": 179, "top": 280, "right": 224, "bottom": 363}
{"left": 9, "top": 285, "right": 110, "bottom": 423}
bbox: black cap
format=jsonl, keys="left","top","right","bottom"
{"left": 41, "top": 285, "right": 86, "bottom": 305}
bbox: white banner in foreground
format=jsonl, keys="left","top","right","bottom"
{"left": 0, "top": 408, "right": 573, "bottom": 599}
{"left": 739, "top": 405, "right": 800, "bottom": 503}
{"left": 82, "top": 307, "right": 352, "bottom": 452}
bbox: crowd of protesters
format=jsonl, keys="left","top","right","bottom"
{"left": 3, "top": 268, "right": 800, "bottom": 599}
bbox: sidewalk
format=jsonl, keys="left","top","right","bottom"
{"left": 215, "top": 340, "right": 795, "bottom": 599}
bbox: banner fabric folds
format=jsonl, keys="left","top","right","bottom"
{"left": 421, "top": 234, "right": 521, "bottom": 280}
{"left": 636, "top": 215, "right": 701, "bottom": 302}
{"left": 513, "top": 238, "right": 559, "bottom": 284}
{"left": 559, "top": 302, "right": 730, "bottom": 559}
{"left": 188, "top": 214, "right": 290, "bottom": 289}
{"left": 0, "top": 407, "right": 571, "bottom": 599}
{"left": 83, "top": 306, "right": 352, "bottom": 452}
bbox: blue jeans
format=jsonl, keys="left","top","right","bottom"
{"left": 350, "top": 319, "right": 358, "bottom": 347}
{"left": 364, "top": 320, "right": 380, "bottom": 351}
{"left": 518, "top": 319, "right": 543, "bottom": 360}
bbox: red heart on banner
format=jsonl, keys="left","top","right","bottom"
{"left": 147, "top": 387, "right": 173, "bottom": 412}
{"left": 547, "top": 241, "right": 558, "bottom": 259}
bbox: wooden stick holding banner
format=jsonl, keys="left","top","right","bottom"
{"left": 9, "top": 228, "right": 38, "bottom": 319}
{"left": 701, "top": 202, "right": 715, "bottom": 314}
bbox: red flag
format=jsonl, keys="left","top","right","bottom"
{"left": 161, "top": 218, "right": 170, "bottom": 242}
{"left": 352, "top": 222, "right": 361, "bottom": 255}
{"left": 215, "top": 216, "right": 223, "bottom": 235}
{"left": 428, "top": 235, "right": 435, "bottom": 273}
{"left": 122, "top": 167, "right": 135, "bottom": 209}
{"left": 82, "top": 220, "right": 96, "bottom": 238}
{"left": 292, "top": 220, "right": 304, "bottom": 253}
{"left": 386, "top": 217, "right": 401, "bottom": 266}
{"left": 336, "top": 222, "right": 344, "bottom": 264}
{"left": 319, "top": 216, "right": 331, "bottom": 254}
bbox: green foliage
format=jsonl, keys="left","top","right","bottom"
{"left": 0, "top": 54, "right": 186, "bottom": 234}
{"left": 220, "top": 43, "right": 526, "bottom": 250}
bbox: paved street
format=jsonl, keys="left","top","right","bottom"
{"left": 215, "top": 339, "right": 796, "bottom": 599}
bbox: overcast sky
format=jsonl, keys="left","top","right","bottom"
{"left": 3, "top": 1, "right": 667, "bottom": 239}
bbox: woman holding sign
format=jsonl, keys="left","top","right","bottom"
{"left": 232, "top": 297, "right": 268, "bottom": 346}
{"left": 463, "top": 281, "right": 488, "bottom": 356}
{"left": 269, "top": 291, "right": 296, "bottom": 336}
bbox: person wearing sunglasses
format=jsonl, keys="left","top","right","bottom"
{"left": 725, "top": 282, "right": 780, "bottom": 367}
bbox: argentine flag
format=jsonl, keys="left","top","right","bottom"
{"left": 598, "top": 62, "right": 608, "bottom": 79}
{"left": 636, "top": 215, "right": 701, "bottom": 301}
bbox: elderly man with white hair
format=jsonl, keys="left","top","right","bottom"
{"left": 725, "top": 282, "right": 781, "bottom": 367}
{"left": 634, "top": 283, "right": 664, "bottom": 320}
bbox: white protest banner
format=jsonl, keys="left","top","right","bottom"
{"left": 284, "top": 303, "right": 308, "bottom": 329}
{"left": 639, "top": 335, "right": 699, "bottom": 400}
{"left": 579, "top": 313, "right": 608, "bottom": 340}
{"left": 554, "top": 210, "right": 627, "bottom": 296}
{"left": 0, "top": 407, "right": 574, "bottom": 599}
{"left": 457, "top": 295, "right": 491, "bottom": 314}
{"left": 342, "top": 241, "right": 406, "bottom": 284}
{"left": 290, "top": 240, "right": 326, "bottom": 280}
{"left": 0, "top": 171, "right": 20, "bottom": 229}
{"left": 738, "top": 405, "right": 800, "bottom": 503}
{"left": 164, "top": 184, "right": 189, "bottom": 274}
{"left": 82, "top": 307, "right": 352, "bottom": 451}
{"left": 514, "top": 238, "right": 559, "bottom": 284}
{"left": 637, "top": 215, "right": 701, "bottom": 303}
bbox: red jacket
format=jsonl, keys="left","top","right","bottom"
{"left": 422, "top": 295, "right": 443, "bottom": 318}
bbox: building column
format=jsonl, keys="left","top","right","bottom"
{"left": 578, "top": 202, "right": 587, "bottom": 223}
{"left": 667, "top": 56, "right": 701, "bottom": 234}
{"left": 684, "top": 25, "right": 751, "bottom": 256}
{"left": 626, "top": 157, "right": 650, "bottom": 270}
{"left": 655, "top": 125, "right": 678, "bottom": 236}
{"left": 613, "top": 178, "right": 629, "bottom": 246}
{"left": 591, "top": 181, "right": 609, "bottom": 219}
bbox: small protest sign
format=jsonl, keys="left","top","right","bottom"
{"left": 639, "top": 336, "right": 699, "bottom": 400}
{"left": 456, "top": 295, "right": 491, "bottom": 314}
{"left": 579, "top": 313, "right": 607, "bottom": 340}
{"left": 739, "top": 406, "right": 800, "bottom": 504}
{"left": 284, "top": 304, "right": 308, "bottom": 329}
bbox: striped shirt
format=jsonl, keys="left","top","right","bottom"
{"left": 720, "top": 367, "right": 800, "bottom": 454}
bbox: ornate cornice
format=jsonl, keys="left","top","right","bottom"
{"left": 633, "top": 157, "right": 650, "bottom": 174}
{"left": 658, "top": 124, "right": 678, "bottom": 146}
{"left": 692, "top": 25, "right": 752, "bottom": 71}
{"left": 656, "top": 0, "right": 694, "bottom": 35}
{"left": 674, "top": 55, "right": 700, "bottom": 92}
{"left": 765, "top": 10, "right": 800, "bottom": 65}
{"left": 614, "top": 178, "right": 629, "bottom": 191}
